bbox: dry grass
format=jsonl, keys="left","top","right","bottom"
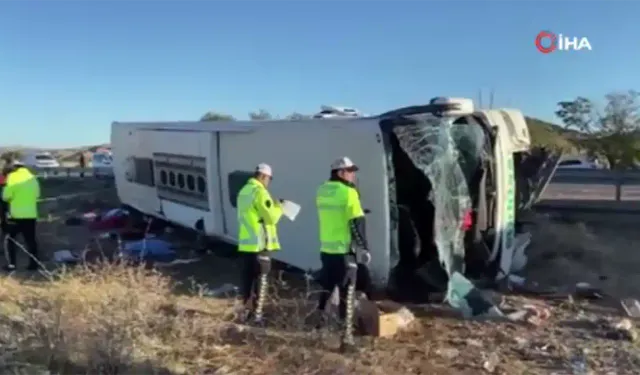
{"left": 525, "top": 214, "right": 640, "bottom": 299}
{"left": 0, "top": 262, "right": 393, "bottom": 375}
{"left": 2, "top": 260, "right": 631, "bottom": 375}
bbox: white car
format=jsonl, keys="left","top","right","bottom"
{"left": 556, "top": 159, "right": 597, "bottom": 169}
{"left": 92, "top": 150, "right": 114, "bottom": 177}
{"left": 23, "top": 151, "right": 60, "bottom": 169}
{"left": 313, "top": 105, "right": 366, "bottom": 118}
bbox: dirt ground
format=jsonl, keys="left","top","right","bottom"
{"left": 525, "top": 214, "right": 640, "bottom": 299}
{"left": 3, "top": 182, "right": 640, "bottom": 374}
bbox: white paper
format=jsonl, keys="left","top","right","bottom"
{"left": 280, "top": 200, "right": 301, "bottom": 221}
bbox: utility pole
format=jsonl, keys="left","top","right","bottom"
{"left": 489, "top": 89, "right": 495, "bottom": 109}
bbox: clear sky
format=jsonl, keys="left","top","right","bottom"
{"left": 0, "top": 0, "right": 638, "bottom": 148}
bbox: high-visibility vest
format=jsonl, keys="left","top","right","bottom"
{"left": 316, "top": 180, "right": 364, "bottom": 254}
{"left": 236, "top": 178, "right": 283, "bottom": 252}
{"left": 2, "top": 167, "right": 40, "bottom": 219}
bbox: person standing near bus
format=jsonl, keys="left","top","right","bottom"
{"left": 236, "top": 163, "right": 283, "bottom": 323}
{"left": 79, "top": 153, "right": 86, "bottom": 178}
{"left": 315, "top": 157, "right": 370, "bottom": 352}
{"left": 2, "top": 160, "right": 41, "bottom": 272}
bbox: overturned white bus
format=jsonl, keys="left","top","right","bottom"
{"left": 111, "top": 97, "right": 560, "bottom": 296}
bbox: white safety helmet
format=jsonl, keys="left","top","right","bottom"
{"left": 330, "top": 157, "right": 359, "bottom": 172}
{"left": 256, "top": 163, "right": 273, "bottom": 177}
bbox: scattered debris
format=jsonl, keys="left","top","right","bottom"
{"left": 203, "top": 283, "right": 239, "bottom": 298}
{"left": 503, "top": 303, "right": 551, "bottom": 326}
{"left": 326, "top": 294, "right": 417, "bottom": 338}
{"left": 89, "top": 210, "right": 129, "bottom": 231}
{"left": 569, "top": 349, "right": 589, "bottom": 375}
{"left": 465, "top": 338, "right": 483, "bottom": 347}
{"left": 606, "top": 318, "right": 638, "bottom": 342}
{"left": 65, "top": 208, "right": 131, "bottom": 230}
{"left": 82, "top": 211, "right": 99, "bottom": 221}
{"left": 513, "top": 336, "right": 528, "bottom": 347}
{"left": 52, "top": 250, "right": 80, "bottom": 265}
{"left": 620, "top": 298, "right": 640, "bottom": 318}
{"left": 375, "top": 305, "right": 416, "bottom": 337}
{"left": 446, "top": 271, "right": 501, "bottom": 319}
{"left": 435, "top": 347, "right": 460, "bottom": 360}
{"left": 482, "top": 352, "right": 499, "bottom": 373}
{"left": 122, "top": 238, "right": 176, "bottom": 263}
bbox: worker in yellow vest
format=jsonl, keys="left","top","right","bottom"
{"left": 2, "top": 160, "right": 41, "bottom": 272}
{"left": 315, "top": 157, "right": 370, "bottom": 351}
{"left": 236, "top": 163, "right": 283, "bottom": 323}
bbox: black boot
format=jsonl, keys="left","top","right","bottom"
{"left": 304, "top": 309, "right": 328, "bottom": 330}
{"left": 339, "top": 339, "right": 357, "bottom": 354}
{"left": 3, "top": 264, "right": 15, "bottom": 272}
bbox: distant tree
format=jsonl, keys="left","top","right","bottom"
{"left": 555, "top": 97, "right": 594, "bottom": 132}
{"left": 200, "top": 111, "right": 235, "bottom": 121}
{"left": 286, "top": 112, "right": 311, "bottom": 120}
{"left": 248, "top": 109, "right": 273, "bottom": 121}
{"left": 555, "top": 90, "right": 640, "bottom": 169}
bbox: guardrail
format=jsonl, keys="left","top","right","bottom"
{"left": 537, "top": 168, "right": 640, "bottom": 214}
{"left": 549, "top": 169, "right": 640, "bottom": 201}
{"left": 30, "top": 167, "right": 113, "bottom": 179}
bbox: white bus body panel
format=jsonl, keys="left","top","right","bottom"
{"left": 218, "top": 120, "right": 390, "bottom": 283}
{"left": 112, "top": 119, "right": 392, "bottom": 285}
{"left": 113, "top": 126, "right": 221, "bottom": 236}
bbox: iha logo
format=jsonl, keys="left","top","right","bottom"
{"left": 535, "top": 31, "right": 592, "bottom": 54}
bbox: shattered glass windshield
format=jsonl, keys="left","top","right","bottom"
{"left": 392, "top": 115, "right": 476, "bottom": 277}
{"left": 451, "top": 122, "right": 487, "bottom": 182}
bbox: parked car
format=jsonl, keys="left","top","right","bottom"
{"left": 312, "top": 105, "right": 366, "bottom": 118}
{"left": 23, "top": 151, "right": 60, "bottom": 169}
{"left": 556, "top": 159, "right": 597, "bottom": 169}
{"left": 92, "top": 150, "right": 113, "bottom": 177}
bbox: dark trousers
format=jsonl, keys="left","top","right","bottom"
{"left": 4, "top": 218, "right": 38, "bottom": 267}
{"left": 317, "top": 253, "right": 357, "bottom": 319}
{"left": 240, "top": 251, "right": 271, "bottom": 307}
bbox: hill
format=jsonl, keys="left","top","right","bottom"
{"left": 525, "top": 117, "right": 576, "bottom": 151}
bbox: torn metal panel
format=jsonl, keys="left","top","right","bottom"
{"left": 515, "top": 148, "right": 562, "bottom": 213}
{"left": 392, "top": 115, "right": 472, "bottom": 277}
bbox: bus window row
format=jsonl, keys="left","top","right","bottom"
{"left": 157, "top": 168, "right": 207, "bottom": 195}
